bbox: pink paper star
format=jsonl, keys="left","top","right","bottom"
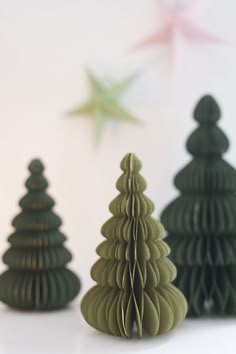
{"left": 133, "top": 0, "right": 226, "bottom": 71}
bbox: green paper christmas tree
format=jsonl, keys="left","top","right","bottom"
{"left": 0, "top": 159, "right": 80, "bottom": 310}
{"left": 161, "top": 95, "right": 236, "bottom": 316}
{"left": 81, "top": 153, "right": 187, "bottom": 338}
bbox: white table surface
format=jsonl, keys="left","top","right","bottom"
{"left": 0, "top": 300, "right": 235, "bottom": 354}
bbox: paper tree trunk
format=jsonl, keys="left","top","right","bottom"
{"left": 81, "top": 153, "right": 187, "bottom": 338}
{"left": 161, "top": 95, "right": 236, "bottom": 316}
{"left": 0, "top": 159, "right": 80, "bottom": 310}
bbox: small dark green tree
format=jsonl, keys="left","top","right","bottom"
{"left": 161, "top": 95, "right": 236, "bottom": 316}
{"left": 81, "top": 153, "right": 187, "bottom": 338}
{"left": 0, "top": 159, "right": 80, "bottom": 310}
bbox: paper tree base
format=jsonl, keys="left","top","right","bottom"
{"left": 173, "top": 266, "right": 236, "bottom": 316}
{"left": 0, "top": 268, "right": 80, "bottom": 310}
{"left": 81, "top": 283, "right": 187, "bottom": 337}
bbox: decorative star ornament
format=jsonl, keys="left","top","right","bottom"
{"left": 68, "top": 70, "right": 140, "bottom": 143}
{"left": 133, "top": 0, "right": 226, "bottom": 72}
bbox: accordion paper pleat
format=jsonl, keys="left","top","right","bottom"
{"left": 161, "top": 95, "right": 236, "bottom": 316}
{"left": 0, "top": 159, "right": 80, "bottom": 310}
{"left": 81, "top": 153, "right": 187, "bottom": 338}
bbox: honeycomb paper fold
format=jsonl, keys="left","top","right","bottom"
{"left": 161, "top": 95, "right": 236, "bottom": 316}
{"left": 81, "top": 153, "right": 187, "bottom": 338}
{"left": 0, "top": 159, "right": 80, "bottom": 310}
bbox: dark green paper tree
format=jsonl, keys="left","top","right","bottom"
{"left": 161, "top": 95, "right": 236, "bottom": 316}
{"left": 81, "top": 153, "right": 187, "bottom": 338}
{"left": 0, "top": 159, "right": 80, "bottom": 310}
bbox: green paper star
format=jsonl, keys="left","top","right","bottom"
{"left": 68, "top": 69, "right": 141, "bottom": 142}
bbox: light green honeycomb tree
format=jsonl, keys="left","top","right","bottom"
{"left": 81, "top": 153, "right": 187, "bottom": 338}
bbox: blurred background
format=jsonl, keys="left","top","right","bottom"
{"left": 0, "top": 1, "right": 236, "bottom": 353}
{"left": 0, "top": 0, "right": 235, "bottom": 294}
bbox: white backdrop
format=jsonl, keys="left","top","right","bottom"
{"left": 0, "top": 0, "right": 235, "bottom": 292}
{"left": 0, "top": 2, "right": 236, "bottom": 353}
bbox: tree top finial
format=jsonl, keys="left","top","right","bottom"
{"left": 28, "top": 159, "right": 44, "bottom": 174}
{"left": 193, "top": 95, "right": 221, "bottom": 123}
{"left": 120, "top": 153, "right": 142, "bottom": 173}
